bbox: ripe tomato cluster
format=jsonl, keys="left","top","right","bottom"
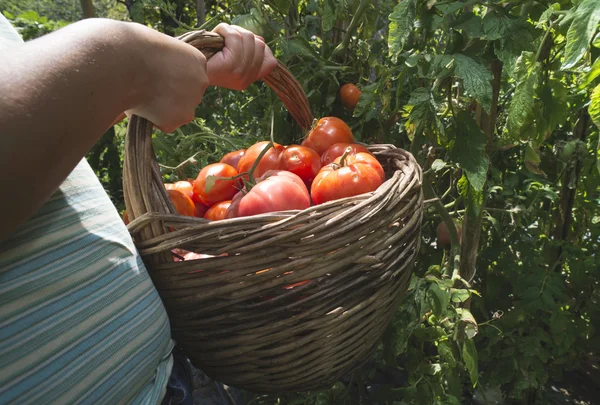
{"left": 123, "top": 116, "right": 385, "bottom": 224}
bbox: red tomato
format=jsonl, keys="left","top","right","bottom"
{"left": 194, "top": 201, "right": 207, "bottom": 218}
{"left": 193, "top": 163, "right": 240, "bottom": 206}
{"left": 301, "top": 117, "right": 354, "bottom": 155}
{"left": 310, "top": 151, "right": 385, "bottom": 205}
{"left": 204, "top": 200, "right": 232, "bottom": 221}
{"left": 167, "top": 189, "right": 196, "bottom": 216}
{"left": 226, "top": 171, "right": 310, "bottom": 218}
{"left": 340, "top": 83, "right": 362, "bottom": 111}
{"left": 220, "top": 149, "right": 246, "bottom": 169}
{"left": 279, "top": 145, "right": 322, "bottom": 187}
{"left": 321, "top": 143, "right": 372, "bottom": 166}
{"left": 237, "top": 141, "right": 284, "bottom": 179}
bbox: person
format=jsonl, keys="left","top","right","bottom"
{"left": 0, "top": 14, "right": 277, "bottom": 405}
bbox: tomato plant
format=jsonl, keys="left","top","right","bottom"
{"left": 301, "top": 117, "right": 354, "bottom": 155}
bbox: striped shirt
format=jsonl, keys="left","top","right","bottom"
{"left": 0, "top": 15, "right": 174, "bottom": 405}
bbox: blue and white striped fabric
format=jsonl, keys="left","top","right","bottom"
{"left": 0, "top": 159, "right": 174, "bottom": 405}
{"left": 0, "top": 15, "right": 174, "bottom": 404}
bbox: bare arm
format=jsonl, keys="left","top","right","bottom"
{"left": 0, "top": 19, "right": 275, "bottom": 241}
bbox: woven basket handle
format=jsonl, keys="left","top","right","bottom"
{"left": 122, "top": 30, "right": 313, "bottom": 261}
{"left": 176, "top": 30, "right": 314, "bottom": 130}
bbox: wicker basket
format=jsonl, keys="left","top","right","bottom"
{"left": 123, "top": 30, "right": 424, "bottom": 393}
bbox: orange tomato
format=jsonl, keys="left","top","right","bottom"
{"left": 204, "top": 200, "right": 232, "bottom": 221}
{"left": 193, "top": 163, "right": 240, "bottom": 206}
{"left": 172, "top": 180, "right": 194, "bottom": 200}
{"left": 167, "top": 189, "right": 196, "bottom": 217}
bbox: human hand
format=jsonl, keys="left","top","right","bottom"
{"left": 206, "top": 23, "right": 278, "bottom": 90}
{"left": 124, "top": 22, "right": 210, "bottom": 133}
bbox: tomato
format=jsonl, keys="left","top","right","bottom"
{"left": 204, "top": 200, "right": 232, "bottom": 221}
{"left": 340, "top": 83, "right": 362, "bottom": 111}
{"left": 237, "top": 141, "right": 284, "bottom": 179}
{"left": 310, "top": 151, "right": 385, "bottom": 205}
{"left": 193, "top": 163, "right": 240, "bottom": 206}
{"left": 220, "top": 149, "right": 246, "bottom": 169}
{"left": 171, "top": 180, "right": 194, "bottom": 200}
{"left": 279, "top": 145, "right": 321, "bottom": 187}
{"left": 226, "top": 170, "right": 310, "bottom": 218}
{"left": 301, "top": 117, "right": 354, "bottom": 155}
{"left": 437, "top": 221, "right": 462, "bottom": 249}
{"left": 167, "top": 189, "right": 196, "bottom": 216}
{"left": 194, "top": 201, "right": 207, "bottom": 218}
{"left": 320, "top": 143, "right": 372, "bottom": 166}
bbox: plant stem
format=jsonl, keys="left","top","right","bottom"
{"left": 423, "top": 173, "right": 460, "bottom": 278}
{"left": 158, "top": 153, "right": 199, "bottom": 171}
{"left": 338, "top": 146, "right": 353, "bottom": 167}
{"left": 331, "top": 0, "right": 369, "bottom": 61}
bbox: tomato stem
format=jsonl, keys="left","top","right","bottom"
{"left": 338, "top": 146, "right": 353, "bottom": 167}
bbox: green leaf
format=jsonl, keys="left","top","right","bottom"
{"left": 284, "top": 37, "right": 320, "bottom": 60}
{"left": 451, "top": 288, "right": 471, "bottom": 303}
{"left": 580, "top": 57, "right": 600, "bottom": 89}
{"left": 505, "top": 73, "right": 537, "bottom": 141}
{"left": 431, "top": 159, "right": 446, "bottom": 173}
{"left": 525, "top": 143, "right": 546, "bottom": 176}
{"left": 438, "top": 341, "right": 457, "bottom": 368}
{"left": 461, "top": 339, "right": 479, "bottom": 387}
{"left": 405, "top": 88, "right": 444, "bottom": 142}
{"left": 450, "top": 112, "right": 489, "bottom": 191}
{"left": 562, "top": 0, "right": 600, "bottom": 69}
{"left": 388, "top": 0, "right": 417, "bottom": 59}
{"left": 593, "top": 32, "right": 600, "bottom": 48}
{"left": 267, "top": 0, "right": 291, "bottom": 14}
{"left": 453, "top": 54, "right": 493, "bottom": 113}
{"left": 590, "top": 84, "right": 600, "bottom": 130}
{"left": 457, "top": 308, "right": 479, "bottom": 339}
{"left": 205, "top": 175, "right": 217, "bottom": 193}
{"left": 483, "top": 10, "right": 516, "bottom": 41}
{"left": 322, "top": 0, "right": 335, "bottom": 32}
{"left": 353, "top": 83, "right": 378, "bottom": 118}
{"left": 536, "top": 3, "right": 560, "bottom": 28}
{"left": 428, "top": 282, "right": 450, "bottom": 319}
{"left": 454, "top": 13, "right": 484, "bottom": 38}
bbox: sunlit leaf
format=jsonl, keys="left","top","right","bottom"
{"left": 453, "top": 54, "right": 493, "bottom": 113}
{"left": 562, "top": 0, "right": 600, "bottom": 69}
{"left": 388, "top": 0, "right": 416, "bottom": 60}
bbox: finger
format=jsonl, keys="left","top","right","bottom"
{"left": 232, "top": 26, "right": 257, "bottom": 84}
{"left": 250, "top": 37, "right": 266, "bottom": 81}
{"left": 212, "top": 23, "right": 243, "bottom": 69}
{"left": 257, "top": 45, "right": 278, "bottom": 79}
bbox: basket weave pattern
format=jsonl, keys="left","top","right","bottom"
{"left": 123, "top": 31, "right": 424, "bottom": 393}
